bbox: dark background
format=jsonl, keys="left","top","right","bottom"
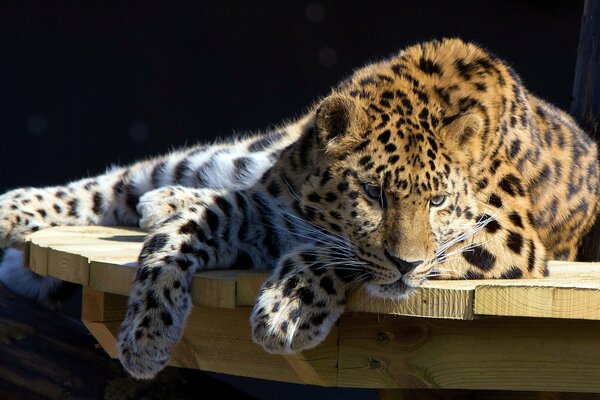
{"left": 0, "top": 1, "right": 586, "bottom": 399}
{"left": 0, "top": 1, "right": 584, "bottom": 193}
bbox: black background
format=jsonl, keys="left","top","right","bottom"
{"left": 0, "top": 2, "right": 587, "bottom": 398}
{"left": 0, "top": 1, "right": 584, "bottom": 193}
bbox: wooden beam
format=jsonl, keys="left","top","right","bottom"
{"left": 571, "top": 0, "right": 600, "bottom": 261}
{"left": 27, "top": 227, "right": 600, "bottom": 321}
{"left": 338, "top": 313, "right": 600, "bottom": 391}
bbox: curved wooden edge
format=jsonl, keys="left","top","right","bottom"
{"left": 26, "top": 226, "right": 600, "bottom": 320}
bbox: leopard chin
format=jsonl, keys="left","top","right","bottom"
{"left": 364, "top": 278, "right": 417, "bottom": 300}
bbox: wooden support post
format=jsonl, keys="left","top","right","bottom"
{"left": 572, "top": 0, "right": 600, "bottom": 261}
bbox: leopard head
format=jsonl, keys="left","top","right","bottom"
{"left": 296, "top": 40, "right": 511, "bottom": 298}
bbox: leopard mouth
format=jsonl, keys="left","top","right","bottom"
{"left": 364, "top": 277, "right": 416, "bottom": 300}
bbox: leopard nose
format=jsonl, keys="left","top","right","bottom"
{"left": 384, "top": 249, "right": 422, "bottom": 275}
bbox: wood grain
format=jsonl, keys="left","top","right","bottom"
{"left": 338, "top": 313, "right": 600, "bottom": 391}
{"left": 27, "top": 226, "right": 600, "bottom": 321}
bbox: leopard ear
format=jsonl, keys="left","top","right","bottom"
{"left": 441, "top": 112, "right": 484, "bottom": 148}
{"left": 315, "top": 94, "right": 365, "bottom": 145}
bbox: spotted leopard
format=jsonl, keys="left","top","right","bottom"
{"left": 0, "top": 39, "right": 597, "bottom": 379}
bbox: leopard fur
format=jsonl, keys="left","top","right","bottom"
{"left": 0, "top": 39, "right": 597, "bottom": 379}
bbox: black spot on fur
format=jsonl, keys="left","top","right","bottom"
{"left": 509, "top": 139, "right": 521, "bottom": 158}
{"left": 249, "top": 131, "right": 286, "bottom": 152}
{"left": 500, "top": 267, "right": 523, "bottom": 279}
{"left": 319, "top": 276, "right": 336, "bottom": 295}
{"left": 283, "top": 275, "right": 300, "bottom": 297}
{"left": 463, "top": 246, "right": 496, "bottom": 271}
{"left": 527, "top": 240, "right": 536, "bottom": 272}
{"left": 308, "top": 193, "right": 321, "bottom": 203}
{"left": 462, "top": 270, "right": 484, "bottom": 279}
{"left": 377, "top": 130, "right": 391, "bottom": 144}
{"left": 67, "top": 199, "right": 79, "bottom": 217}
{"left": 179, "top": 220, "right": 200, "bottom": 235}
{"left": 176, "top": 257, "right": 192, "bottom": 271}
{"left": 507, "top": 231, "right": 523, "bottom": 254}
{"left": 174, "top": 158, "right": 191, "bottom": 183}
{"left": 311, "top": 312, "right": 329, "bottom": 326}
{"left": 419, "top": 58, "right": 442, "bottom": 75}
{"left": 92, "top": 192, "right": 104, "bottom": 215}
{"left": 151, "top": 161, "right": 167, "bottom": 186}
{"left": 142, "top": 233, "right": 169, "bottom": 256}
{"left": 508, "top": 212, "right": 524, "bottom": 228}
{"left": 353, "top": 140, "right": 370, "bottom": 152}
{"left": 488, "top": 193, "right": 503, "bottom": 208}
{"left": 482, "top": 217, "right": 501, "bottom": 233}
{"left": 499, "top": 174, "right": 525, "bottom": 197}
{"left": 146, "top": 290, "right": 159, "bottom": 309}
{"left": 205, "top": 209, "right": 219, "bottom": 233}
{"left": 271, "top": 302, "right": 280, "bottom": 312}
{"left": 161, "top": 311, "right": 173, "bottom": 326}
{"left": 163, "top": 287, "right": 173, "bottom": 305}
{"left": 297, "top": 287, "right": 315, "bottom": 305}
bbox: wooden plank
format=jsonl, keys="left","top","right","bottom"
{"left": 84, "top": 302, "right": 339, "bottom": 386}
{"left": 27, "top": 242, "right": 48, "bottom": 276}
{"left": 475, "top": 285, "right": 600, "bottom": 320}
{"left": 347, "top": 284, "right": 475, "bottom": 320}
{"left": 174, "top": 305, "right": 338, "bottom": 385}
{"left": 190, "top": 271, "right": 237, "bottom": 309}
{"left": 237, "top": 272, "right": 268, "bottom": 306}
{"left": 474, "top": 262, "right": 600, "bottom": 320}
{"left": 89, "top": 259, "right": 136, "bottom": 295}
{"left": 27, "top": 226, "right": 600, "bottom": 320}
{"left": 47, "top": 248, "right": 89, "bottom": 285}
{"left": 81, "top": 287, "right": 128, "bottom": 323}
{"left": 338, "top": 313, "right": 600, "bottom": 391}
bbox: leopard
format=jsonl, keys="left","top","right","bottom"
{"left": 0, "top": 38, "right": 597, "bottom": 380}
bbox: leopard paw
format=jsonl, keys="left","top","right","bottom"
{"left": 137, "top": 186, "right": 215, "bottom": 230}
{"left": 117, "top": 295, "right": 190, "bottom": 380}
{"left": 250, "top": 256, "right": 345, "bottom": 354}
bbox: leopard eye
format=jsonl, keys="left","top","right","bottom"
{"left": 430, "top": 195, "right": 447, "bottom": 207}
{"left": 363, "top": 183, "right": 382, "bottom": 200}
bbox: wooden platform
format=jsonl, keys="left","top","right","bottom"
{"left": 25, "top": 226, "right": 600, "bottom": 393}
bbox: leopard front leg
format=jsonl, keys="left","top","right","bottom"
{"left": 251, "top": 245, "right": 348, "bottom": 354}
{"left": 117, "top": 189, "right": 271, "bottom": 379}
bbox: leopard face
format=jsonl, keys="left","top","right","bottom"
{"left": 299, "top": 95, "right": 490, "bottom": 299}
